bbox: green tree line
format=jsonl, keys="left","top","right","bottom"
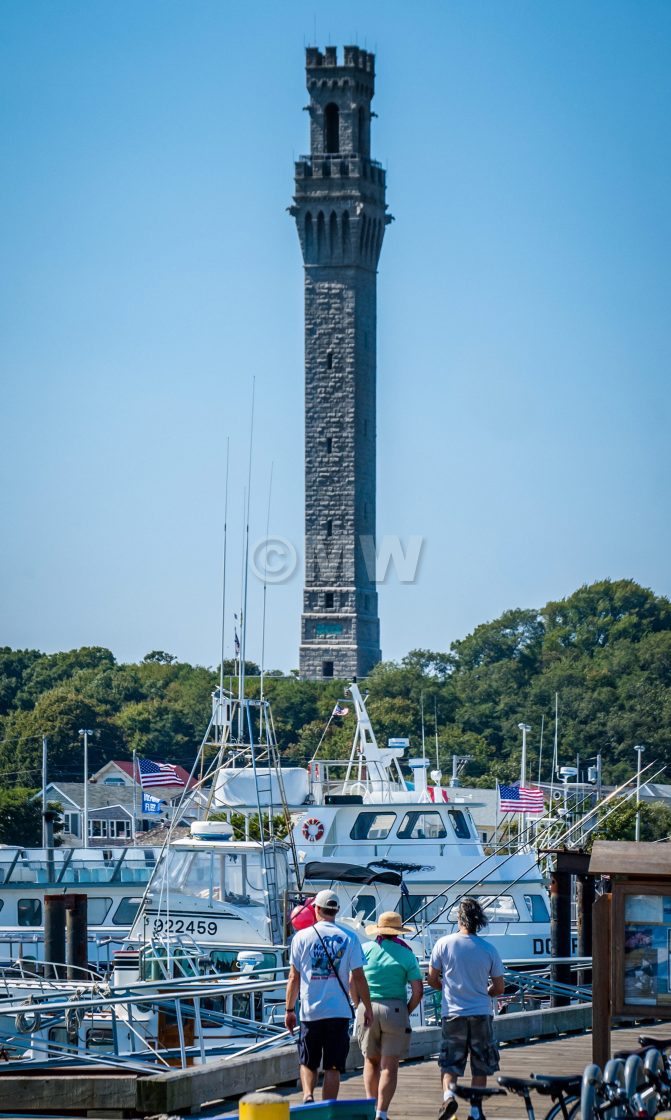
{"left": 1, "top": 579, "right": 669, "bottom": 793}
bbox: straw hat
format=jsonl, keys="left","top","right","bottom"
{"left": 365, "top": 911, "right": 414, "bottom": 938}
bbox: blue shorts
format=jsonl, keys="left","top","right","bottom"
{"left": 298, "top": 1018, "right": 351, "bottom": 1072}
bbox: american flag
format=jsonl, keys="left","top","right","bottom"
{"left": 137, "top": 759, "right": 185, "bottom": 788}
{"left": 332, "top": 703, "right": 350, "bottom": 717}
{"left": 498, "top": 783, "right": 545, "bottom": 814}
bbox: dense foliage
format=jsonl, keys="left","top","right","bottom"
{"left": 1, "top": 579, "right": 669, "bottom": 790}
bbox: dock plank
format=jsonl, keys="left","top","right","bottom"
{"left": 271, "top": 1027, "right": 645, "bottom": 1120}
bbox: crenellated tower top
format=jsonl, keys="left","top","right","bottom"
{"left": 304, "top": 46, "right": 376, "bottom": 159}
{"left": 292, "top": 46, "right": 390, "bottom": 273}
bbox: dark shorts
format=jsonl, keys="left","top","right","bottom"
{"left": 299, "top": 1018, "right": 351, "bottom": 1072}
{"left": 439, "top": 1015, "right": 499, "bottom": 1077}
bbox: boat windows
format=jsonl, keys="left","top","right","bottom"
{"left": 18, "top": 899, "right": 41, "bottom": 926}
{"left": 447, "top": 895, "right": 520, "bottom": 923}
{"left": 399, "top": 894, "right": 446, "bottom": 924}
{"left": 523, "top": 892, "right": 550, "bottom": 922}
{"left": 48, "top": 1027, "right": 69, "bottom": 1053}
{"left": 86, "top": 1028, "right": 114, "bottom": 1052}
{"left": 447, "top": 809, "right": 471, "bottom": 840}
{"left": 397, "top": 811, "right": 447, "bottom": 841}
{"left": 112, "top": 896, "right": 142, "bottom": 925}
{"left": 210, "top": 949, "right": 279, "bottom": 978}
{"left": 88, "top": 897, "right": 113, "bottom": 925}
{"left": 351, "top": 893, "right": 376, "bottom": 921}
{"left": 350, "top": 812, "right": 396, "bottom": 840}
{"left": 160, "top": 849, "right": 267, "bottom": 907}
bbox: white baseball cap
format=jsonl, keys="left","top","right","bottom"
{"left": 314, "top": 889, "right": 340, "bottom": 912}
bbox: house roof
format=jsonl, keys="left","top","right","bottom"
{"left": 100, "top": 760, "right": 195, "bottom": 788}
{"left": 45, "top": 782, "right": 169, "bottom": 817}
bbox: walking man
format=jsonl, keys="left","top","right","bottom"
{"left": 355, "top": 911, "right": 424, "bottom": 1120}
{"left": 285, "top": 889, "right": 373, "bottom": 1103}
{"left": 427, "top": 897, "right": 505, "bottom": 1120}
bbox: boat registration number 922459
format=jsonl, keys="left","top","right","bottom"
{"left": 152, "top": 917, "right": 220, "bottom": 937}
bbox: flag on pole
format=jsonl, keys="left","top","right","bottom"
{"left": 332, "top": 703, "right": 350, "bottom": 717}
{"left": 498, "top": 783, "right": 545, "bottom": 814}
{"left": 234, "top": 628, "right": 240, "bottom": 657}
{"left": 137, "top": 759, "right": 185, "bottom": 788}
{"left": 142, "top": 792, "right": 165, "bottom": 814}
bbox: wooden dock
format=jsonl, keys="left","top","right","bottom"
{"left": 0, "top": 1021, "right": 651, "bottom": 1117}
{"left": 267, "top": 1026, "right": 645, "bottom": 1120}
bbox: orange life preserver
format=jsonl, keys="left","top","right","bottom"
{"left": 302, "top": 817, "right": 325, "bottom": 842}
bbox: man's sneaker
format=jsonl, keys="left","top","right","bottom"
{"left": 469, "top": 1113, "right": 485, "bottom": 1120}
{"left": 438, "top": 1097, "right": 458, "bottom": 1120}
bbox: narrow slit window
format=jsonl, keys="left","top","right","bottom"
{"left": 326, "top": 519, "right": 333, "bottom": 538}
{"left": 322, "top": 660, "right": 334, "bottom": 679}
{"left": 326, "top": 437, "right": 332, "bottom": 454}
{"left": 324, "top": 103, "right": 340, "bottom": 153}
{"left": 327, "top": 352, "right": 333, "bottom": 370}
{"left": 324, "top": 591, "right": 334, "bottom": 609}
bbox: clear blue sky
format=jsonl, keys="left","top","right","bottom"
{"left": 2, "top": 0, "right": 670, "bottom": 673}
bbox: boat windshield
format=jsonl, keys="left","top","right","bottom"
{"left": 156, "top": 849, "right": 269, "bottom": 908}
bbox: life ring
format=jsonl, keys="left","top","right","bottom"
{"left": 302, "top": 817, "right": 325, "bottom": 842}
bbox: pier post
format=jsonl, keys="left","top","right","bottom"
{"left": 239, "top": 1091, "right": 289, "bottom": 1119}
{"left": 592, "top": 891, "right": 611, "bottom": 1067}
{"left": 44, "top": 894, "right": 66, "bottom": 980}
{"left": 65, "top": 893, "right": 88, "bottom": 981}
{"left": 576, "top": 872, "right": 595, "bottom": 987}
{"left": 550, "top": 866, "right": 572, "bottom": 1006}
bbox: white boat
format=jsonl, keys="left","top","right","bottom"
{"left": 0, "top": 845, "right": 161, "bottom": 969}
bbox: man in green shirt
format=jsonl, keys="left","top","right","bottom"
{"left": 352, "top": 912, "right": 424, "bottom": 1120}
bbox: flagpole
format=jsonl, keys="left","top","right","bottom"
{"left": 133, "top": 750, "right": 137, "bottom": 841}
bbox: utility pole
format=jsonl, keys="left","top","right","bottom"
{"left": 79, "top": 729, "right": 93, "bottom": 848}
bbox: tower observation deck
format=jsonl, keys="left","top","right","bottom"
{"left": 291, "top": 46, "right": 390, "bottom": 680}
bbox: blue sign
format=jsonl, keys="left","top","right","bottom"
{"left": 142, "top": 793, "right": 164, "bottom": 815}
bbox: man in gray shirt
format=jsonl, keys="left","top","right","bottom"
{"left": 428, "top": 897, "right": 505, "bottom": 1120}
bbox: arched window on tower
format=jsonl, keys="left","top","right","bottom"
{"left": 305, "top": 213, "right": 313, "bottom": 261}
{"left": 329, "top": 211, "right": 338, "bottom": 256}
{"left": 324, "top": 103, "right": 340, "bottom": 154}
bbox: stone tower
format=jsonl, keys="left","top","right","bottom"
{"left": 292, "top": 45, "right": 389, "bottom": 681}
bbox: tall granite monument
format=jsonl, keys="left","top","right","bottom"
{"left": 292, "top": 46, "right": 390, "bottom": 680}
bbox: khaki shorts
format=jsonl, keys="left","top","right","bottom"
{"left": 356, "top": 999, "right": 411, "bottom": 1061}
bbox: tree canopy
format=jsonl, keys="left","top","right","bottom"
{"left": 0, "top": 579, "right": 669, "bottom": 789}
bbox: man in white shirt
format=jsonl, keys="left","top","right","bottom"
{"left": 428, "top": 897, "right": 505, "bottom": 1120}
{"left": 286, "top": 889, "right": 373, "bottom": 1103}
